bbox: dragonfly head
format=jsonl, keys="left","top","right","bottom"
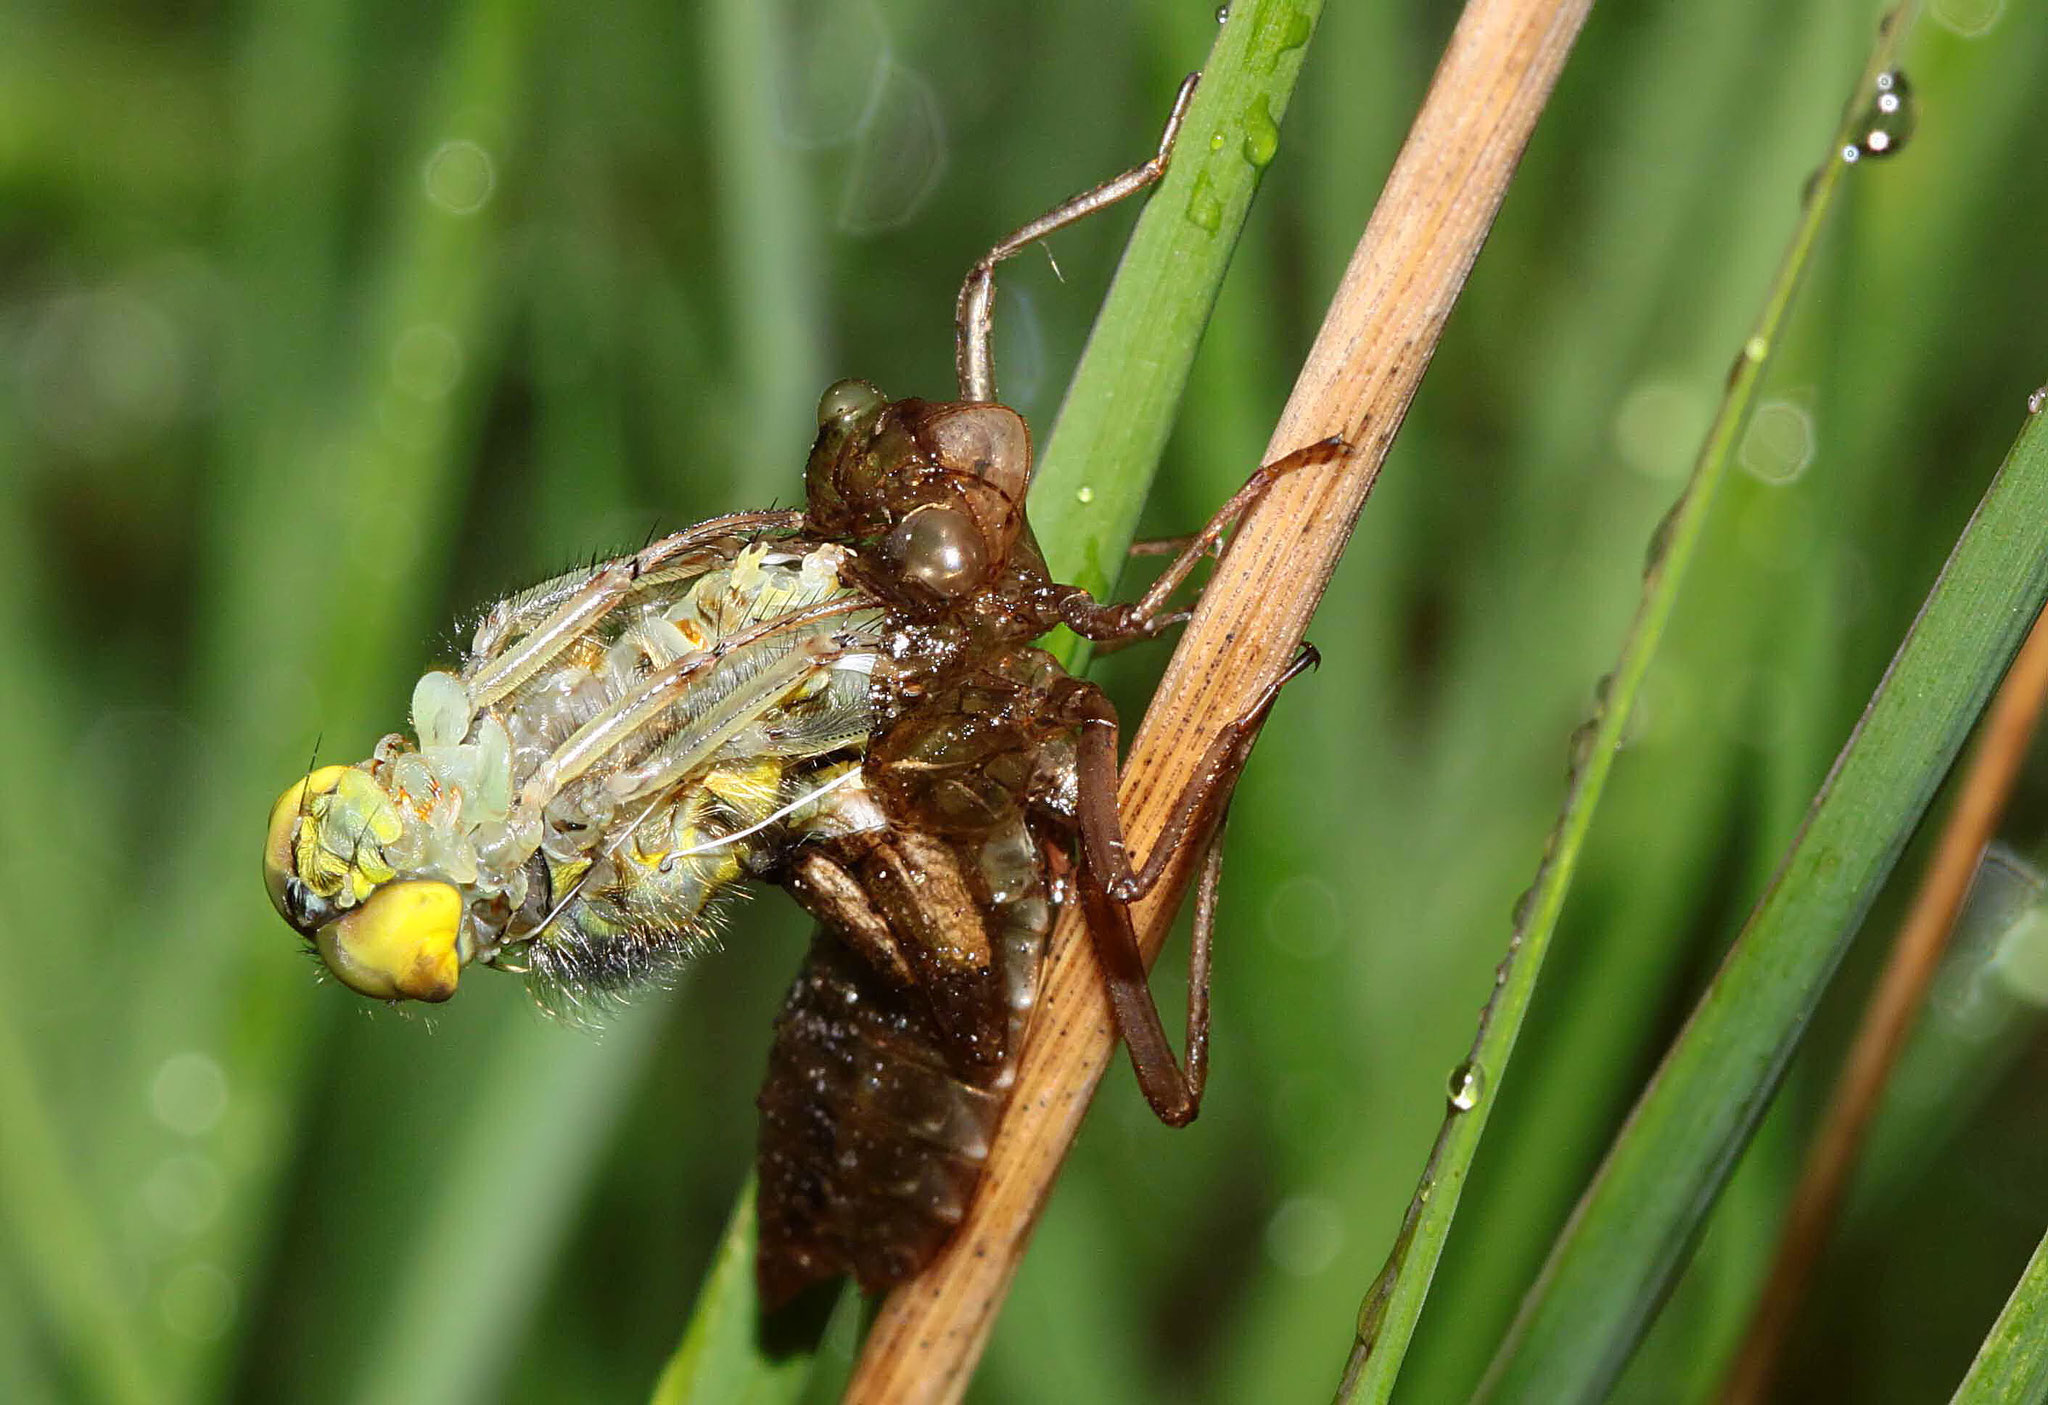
{"left": 264, "top": 766, "right": 466, "bottom": 1002}
{"left": 803, "top": 379, "right": 1032, "bottom": 604}
{"left": 265, "top": 675, "right": 529, "bottom": 1003}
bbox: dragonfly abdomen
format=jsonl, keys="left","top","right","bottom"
{"left": 754, "top": 812, "right": 1056, "bottom": 1304}
{"left": 755, "top": 928, "right": 1004, "bottom": 1304}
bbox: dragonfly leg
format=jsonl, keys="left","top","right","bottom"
{"left": 954, "top": 73, "right": 1199, "bottom": 404}
{"left": 1126, "top": 534, "right": 1199, "bottom": 558}
{"left": 1063, "top": 642, "right": 1316, "bottom": 903}
{"left": 1058, "top": 644, "right": 1316, "bottom": 1126}
{"left": 1057, "top": 437, "right": 1347, "bottom": 644}
{"left": 1077, "top": 816, "right": 1227, "bottom": 1126}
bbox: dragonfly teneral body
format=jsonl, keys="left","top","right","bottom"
{"left": 263, "top": 72, "right": 1332, "bottom": 1303}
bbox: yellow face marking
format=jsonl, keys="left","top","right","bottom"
{"left": 314, "top": 879, "right": 463, "bottom": 1002}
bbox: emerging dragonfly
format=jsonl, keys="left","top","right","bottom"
{"left": 262, "top": 73, "right": 1333, "bottom": 1303}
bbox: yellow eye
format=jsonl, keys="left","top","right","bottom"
{"left": 313, "top": 880, "right": 464, "bottom": 1003}
{"left": 264, "top": 765, "right": 352, "bottom": 917}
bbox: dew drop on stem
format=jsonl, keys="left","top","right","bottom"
{"left": 1842, "top": 70, "right": 1915, "bottom": 163}
{"left": 1446, "top": 1061, "right": 1484, "bottom": 1112}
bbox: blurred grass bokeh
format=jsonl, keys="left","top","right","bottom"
{"left": 6, "top": 1, "right": 2048, "bottom": 1402}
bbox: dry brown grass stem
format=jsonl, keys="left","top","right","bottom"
{"left": 843, "top": 0, "right": 1594, "bottom": 1398}
{"left": 1721, "top": 603, "right": 2048, "bottom": 1404}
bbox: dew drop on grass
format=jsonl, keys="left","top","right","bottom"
{"left": 1446, "top": 1061, "right": 1484, "bottom": 1113}
{"left": 1276, "top": 9, "right": 1314, "bottom": 58}
{"left": 1185, "top": 168, "right": 1224, "bottom": 232}
{"left": 1567, "top": 718, "right": 1600, "bottom": 777}
{"left": 1842, "top": 70, "right": 1915, "bottom": 163}
{"left": 1241, "top": 94, "right": 1279, "bottom": 168}
{"left": 1643, "top": 498, "right": 1683, "bottom": 581}
{"left": 2028, "top": 385, "right": 2046, "bottom": 415}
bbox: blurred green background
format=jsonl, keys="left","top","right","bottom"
{"left": 6, "top": 0, "right": 2048, "bottom": 1401}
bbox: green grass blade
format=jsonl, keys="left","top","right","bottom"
{"left": 1027, "top": 0, "right": 1325, "bottom": 631}
{"left": 342, "top": 1003, "right": 665, "bottom": 1405}
{"left": 1331, "top": 9, "right": 1914, "bottom": 1399}
{"left": 1477, "top": 372, "right": 2048, "bottom": 1401}
{"left": 130, "top": 0, "right": 538, "bottom": 1394}
{"left": 647, "top": 4, "right": 1324, "bottom": 1395}
{"left": 1950, "top": 1225, "right": 2048, "bottom": 1405}
{"left": 0, "top": 981, "right": 154, "bottom": 1405}
{"left": 650, "top": 1182, "right": 822, "bottom": 1405}
{"left": 705, "top": 0, "right": 825, "bottom": 490}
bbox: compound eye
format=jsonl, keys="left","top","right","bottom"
{"left": 264, "top": 765, "right": 352, "bottom": 922}
{"left": 817, "top": 378, "right": 886, "bottom": 427}
{"left": 282, "top": 881, "right": 337, "bottom": 936}
{"left": 314, "top": 880, "right": 464, "bottom": 1003}
{"left": 882, "top": 505, "right": 988, "bottom": 598}
{"left": 927, "top": 404, "right": 1028, "bottom": 487}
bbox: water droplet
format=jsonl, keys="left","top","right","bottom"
{"left": 150, "top": 1053, "right": 228, "bottom": 1137}
{"left": 1739, "top": 398, "right": 1817, "bottom": 484}
{"left": 1842, "top": 70, "right": 1915, "bottom": 163}
{"left": 1215, "top": 1, "right": 1231, "bottom": 22}
{"left": 1209, "top": 130, "right": 1227, "bottom": 152}
{"left": 1446, "top": 1061, "right": 1484, "bottom": 1112}
{"left": 1241, "top": 94, "right": 1279, "bottom": 168}
{"left": 422, "top": 138, "right": 495, "bottom": 214}
{"left": 1567, "top": 718, "right": 1600, "bottom": 776}
{"left": 2028, "top": 385, "right": 2046, "bottom": 415}
{"left": 1185, "top": 168, "right": 1224, "bottom": 233}
{"left": 1075, "top": 485, "right": 1095, "bottom": 505}
{"left": 1276, "top": 9, "right": 1314, "bottom": 58}
{"left": 1354, "top": 1211, "right": 1421, "bottom": 1352}
{"left": 1643, "top": 498, "right": 1684, "bottom": 580}
{"left": 1356, "top": 1267, "right": 1395, "bottom": 1348}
